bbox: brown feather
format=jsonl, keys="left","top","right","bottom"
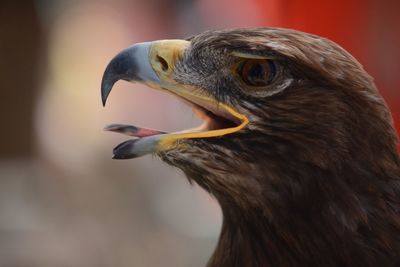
{"left": 159, "top": 28, "right": 400, "bottom": 267}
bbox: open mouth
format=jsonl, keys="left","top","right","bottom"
{"left": 101, "top": 39, "right": 248, "bottom": 159}
{"left": 104, "top": 88, "right": 248, "bottom": 159}
{"left": 105, "top": 94, "right": 242, "bottom": 137}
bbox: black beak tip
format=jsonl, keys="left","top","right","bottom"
{"left": 112, "top": 154, "right": 123, "bottom": 160}
{"left": 101, "top": 77, "right": 113, "bottom": 107}
{"left": 101, "top": 93, "right": 106, "bottom": 107}
{"left": 112, "top": 139, "right": 139, "bottom": 160}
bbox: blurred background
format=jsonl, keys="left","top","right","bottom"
{"left": 0, "top": 0, "right": 399, "bottom": 266}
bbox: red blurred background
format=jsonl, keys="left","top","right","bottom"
{"left": 0, "top": 1, "right": 398, "bottom": 266}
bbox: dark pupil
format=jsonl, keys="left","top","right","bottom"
{"left": 241, "top": 59, "right": 276, "bottom": 86}
{"left": 249, "top": 63, "right": 264, "bottom": 83}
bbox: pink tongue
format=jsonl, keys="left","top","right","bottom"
{"left": 104, "top": 124, "right": 166, "bottom": 137}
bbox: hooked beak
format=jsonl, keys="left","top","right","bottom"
{"left": 101, "top": 41, "right": 161, "bottom": 106}
{"left": 101, "top": 40, "right": 248, "bottom": 159}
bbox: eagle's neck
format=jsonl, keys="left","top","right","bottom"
{"left": 205, "top": 161, "right": 400, "bottom": 267}
{"left": 207, "top": 204, "right": 304, "bottom": 267}
{"left": 174, "top": 135, "right": 400, "bottom": 266}
{"left": 207, "top": 211, "right": 273, "bottom": 267}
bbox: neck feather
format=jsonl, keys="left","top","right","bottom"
{"left": 206, "top": 162, "right": 400, "bottom": 267}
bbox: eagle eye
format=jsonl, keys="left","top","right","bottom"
{"left": 237, "top": 59, "right": 276, "bottom": 87}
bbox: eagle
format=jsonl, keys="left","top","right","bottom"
{"left": 101, "top": 28, "right": 400, "bottom": 266}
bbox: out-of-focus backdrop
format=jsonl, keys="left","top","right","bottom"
{"left": 0, "top": 0, "right": 399, "bottom": 266}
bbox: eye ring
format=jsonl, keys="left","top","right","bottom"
{"left": 237, "top": 59, "right": 277, "bottom": 87}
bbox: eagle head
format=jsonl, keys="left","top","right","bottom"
{"left": 101, "top": 28, "right": 400, "bottom": 266}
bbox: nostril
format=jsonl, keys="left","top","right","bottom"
{"left": 156, "top": 55, "right": 169, "bottom": 72}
